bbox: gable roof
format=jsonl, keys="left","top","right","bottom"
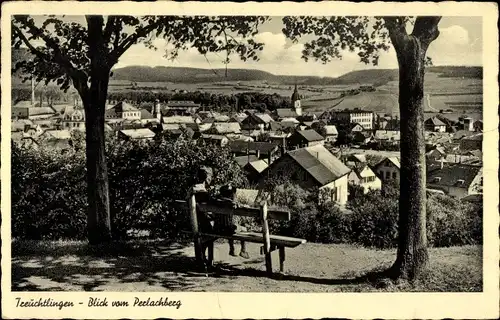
{"left": 375, "top": 156, "right": 401, "bottom": 170}
{"left": 286, "top": 144, "right": 351, "bottom": 185}
{"left": 323, "top": 125, "right": 338, "bottom": 135}
{"left": 234, "top": 155, "right": 260, "bottom": 167}
{"left": 140, "top": 109, "right": 155, "bottom": 119}
{"left": 245, "top": 159, "right": 269, "bottom": 173}
{"left": 425, "top": 116, "right": 446, "bottom": 126}
{"left": 427, "top": 163, "right": 481, "bottom": 189}
{"left": 294, "top": 129, "right": 324, "bottom": 142}
{"left": 29, "top": 107, "right": 57, "bottom": 116}
{"left": 254, "top": 113, "right": 274, "bottom": 123}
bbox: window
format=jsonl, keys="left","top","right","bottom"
{"left": 392, "top": 172, "right": 397, "bottom": 179}
{"left": 385, "top": 171, "right": 391, "bottom": 179}
{"left": 331, "top": 187, "right": 338, "bottom": 202}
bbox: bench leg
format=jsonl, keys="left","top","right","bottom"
{"left": 279, "top": 246, "right": 285, "bottom": 273}
{"left": 264, "top": 252, "right": 272, "bottom": 276}
{"left": 207, "top": 240, "right": 214, "bottom": 268}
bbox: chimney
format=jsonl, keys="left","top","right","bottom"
{"left": 440, "top": 157, "right": 445, "bottom": 169}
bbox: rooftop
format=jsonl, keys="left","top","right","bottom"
{"left": 427, "top": 163, "right": 482, "bottom": 188}
{"left": 287, "top": 144, "right": 351, "bottom": 185}
{"left": 119, "top": 128, "right": 155, "bottom": 139}
{"left": 295, "top": 129, "right": 325, "bottom": 142}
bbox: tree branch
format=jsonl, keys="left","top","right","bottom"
{"left": 12, "top": 25, "right": 51, "bottom": 62}
{"left": 111, "top": 20, "right": 162, "bottom": 61}
{"left": 383, "top": 16, "right": 409, "bottom": 50}
{"left": 411, "top": 16, "right": 442, "bottom": 48}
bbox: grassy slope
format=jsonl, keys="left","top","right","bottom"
{"left": 12, "top": 240, "right": 482, "bottom": 292}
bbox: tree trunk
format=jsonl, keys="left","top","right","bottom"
{"left": 391, "top": 36, "right": 428, "bottom": 280}
{"left": 83, "top": 70, "right": 112, "bottom": 244}
{"left": 82, "top": 16, "right": 113, "bottom": 244}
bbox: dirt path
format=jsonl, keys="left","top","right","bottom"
{"left": 11, "top": 241, "right": 481, "bottom": 292}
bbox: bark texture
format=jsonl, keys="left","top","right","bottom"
{"left": 385, "top": 17, "right": 441, "bottom": 280}
{"left": 82, "top": 16, "right": 112, "bottom": 244}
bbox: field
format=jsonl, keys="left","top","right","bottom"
{"left": 106, "top": 67, "right": 483, "bottom": 121}
{"left": 12, "top": 240, "right": 481, "bottom": 292}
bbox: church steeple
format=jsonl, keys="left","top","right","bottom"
{"left": 291, "top": 83, "right": 302, "bottom": 116}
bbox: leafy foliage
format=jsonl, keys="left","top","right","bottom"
{"left": 12, "top": 135, "right": 247, "bottom": 241}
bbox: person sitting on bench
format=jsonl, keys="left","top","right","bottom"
{"left": 195, "top": 166, "right": 249, "bottom": 259}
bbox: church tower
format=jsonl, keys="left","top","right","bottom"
{"left": 291, "top": 83, "right": 302, "bottom": 116}
{"left": 154, "top": 99, "right": 162, "bottom": 122}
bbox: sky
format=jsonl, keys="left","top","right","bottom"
{"left": 27, "top": 16, "right": 483, "bottom": 77}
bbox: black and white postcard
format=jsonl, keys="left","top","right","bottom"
{"left": 1, "top": 1, "right": 499, "bottom": 319}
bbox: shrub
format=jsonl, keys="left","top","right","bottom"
{"left": 12, "top": 135, "right": 247, "bottom": 241}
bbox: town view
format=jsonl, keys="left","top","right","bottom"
{"left": 10, "top": 14, "right": 483, "bottom": 294}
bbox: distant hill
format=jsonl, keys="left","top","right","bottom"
{"left": 110, "top": 65, "right": 482, "bottom": 86}
{"left": 12, "top": 47, "right": 482, "bottom": 87}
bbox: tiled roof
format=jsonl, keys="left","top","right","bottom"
{"left": 427, "top": 163, "right": 481, "bottom": 188}
{"left": 140, "top": 109, "right": 155, "bottom": 119}
{"left": 425, "top": 116, "right": 446, "bottom": 126}
{"left": 29, "top": 107, "right": 56, "bottom": 116}
{"left": 254, "top": 113, "right": 274, "bottom": 123}
{"left": 324, "top": 125, "right": 338, "bottom": 135}
{"left": 246, "top": 160, "right": 269, "bottom": 173}
{"left": 295, "top": 129, "right": 324, "bottom": 142}
{"left": 287, "top": 144, "right": 351, "bottom": 185}
{"left": 234, "top": 155, "right": 260, "bottom": 167}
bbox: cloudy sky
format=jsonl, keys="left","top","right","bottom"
{"left": 115, "top": 16, "right": 482, "bottom": 77}
{"left": 27, "top": 16, "right": 482, "bottom": 77}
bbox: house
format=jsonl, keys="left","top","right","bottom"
{"left": 352, "top": 131, "right": 373, "bottom": 144}
{"left": 110, "top": 101, "right": 141, "bottom": 120}
{"left": 118, "top": 128, "right": 155, "bottom": 141}
{"left": 322, "top": 125, "right": 338, "bottom": 144}
{"left": 62, "top": 106, "right": 85, "bottom": 131}
{"left": 140, "top": 109, "right": 160, "bottom": 125}
{"left": 287, "top": 129, "right": 325, "bottom": 149}
{"left": 240, "top": 112, "right": 274, "bottom": 131}
{"left": 330, "top": 108, "right": 374, "bottom": 130}
{"left": 460, "top": 133, "right": 482, "bottom": 151}
{"left": 424, "top": 116, "right": 446, "bottom": 132}
{"left": 269, "top": 121, "right": 298, "bottom": 133}
{"left": 426, "top": 162, "right": 483, "bottom": 199}
{"left": 373, "top": 157, "right": 400, "bottom": 186}
{"left": 243, "top": 159, "right": 269, "bottom": 183}
{"left": 426, "top": 146, "right": 446, "bottom": 162}
{"left": 374, "top": 130, "right": 401, "bottom": 142}
{"left": 258, "top": 144, "right": 351, "bottom": 205}
{"left": 348, "top": 164, "right": 382, "bottom": 194}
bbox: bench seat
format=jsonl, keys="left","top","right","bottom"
{"left": 199, "top": 231, "right": 306, "bottom": 248}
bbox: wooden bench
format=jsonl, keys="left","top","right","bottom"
{"left": 177, "top": 190, "right": 306, "bottom": 276}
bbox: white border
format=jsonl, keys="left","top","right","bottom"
{"left": 2, "top": 2, "right": 499, "bottom": 319}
